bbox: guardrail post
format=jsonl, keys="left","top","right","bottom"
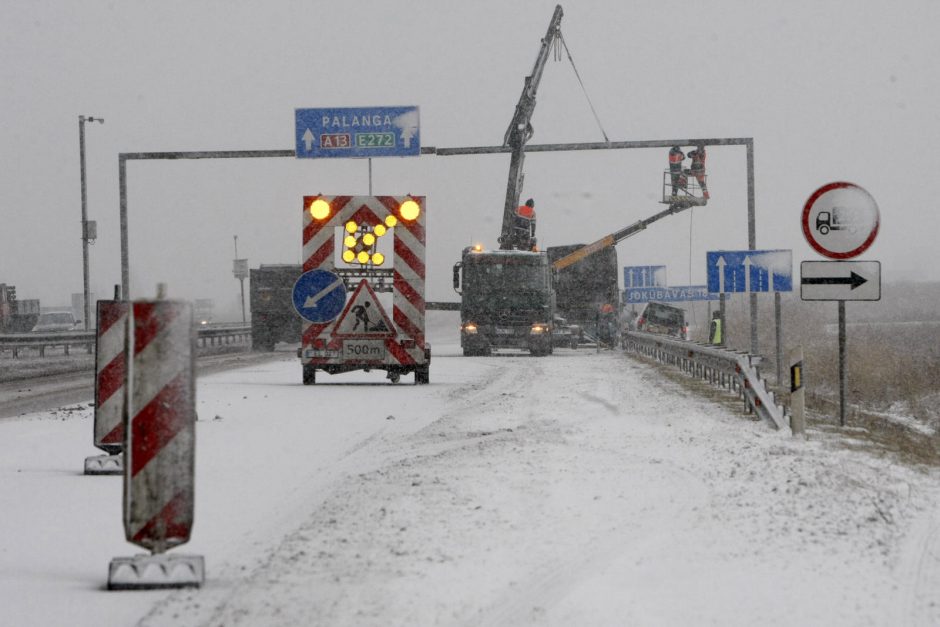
{"left": 789, "top": 346, "right": 805, "bottom": 436}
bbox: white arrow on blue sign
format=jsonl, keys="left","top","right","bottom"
{"left": 623, "top": 265, "right": 667, "bottom": 289}
{"left": 292, "top": 270, "right": 347, "bottom": 323}
{"left": 706, "top": 249, "right": 793, "bottom": 293}
{"left": 295, "top": 106, "right": 420, "bottom": 159}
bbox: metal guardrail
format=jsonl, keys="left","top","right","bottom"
{"left": 0, "top": 323, "right": 252, "bottom": 358}
{"left": 621, "top": 330, "right": 789, "bottom": 432}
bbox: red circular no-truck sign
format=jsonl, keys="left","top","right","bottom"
{"left": 802, "top": 182, "right": 880, "bottom": 259}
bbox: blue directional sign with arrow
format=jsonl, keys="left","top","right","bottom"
{"left": 706, "top": 249, "right": 793, "bottom": 293}
{"left": 295, "top": 106, "right": 420, "bottom": 159}
{"left": 292, "top": 269, "right": 347, "bottom": 323}
{"left": 623, "top": 265, "right": 667, "bottom": 289}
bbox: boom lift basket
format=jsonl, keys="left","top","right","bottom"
{"left": 662, "top": 170, "right": 708, "bottom": 207}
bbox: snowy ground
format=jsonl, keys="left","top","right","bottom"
{"left": 2, "top": 312, "right": 940, "bottom": 626}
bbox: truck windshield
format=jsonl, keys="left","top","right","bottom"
{"left": 465, "top": 263, "right": 546, "bottom": 291}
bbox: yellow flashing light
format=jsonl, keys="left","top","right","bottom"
{"left": 473, "top": 243, "right": 483, "bottom": 252}
{"left": 400, "top": 199, "right": 420, "bottom": 221}
{"left": 309, "top": 198, "right": 331, "bottom": 220}
{"left": 371, "top": 252, "right": 385, "bottom": 265}
{"left": 362, "top": 232, "right": 376, "bottom": 246}
{"left": 343, "top": 235, "right": 357, "bottom": 248}
{"left": 374, "top": 223, "right": 387, "bottom": 237}
{"left": 345, "top": 220, "right": 358, "bottom": 234}
{"left": 384, "top": 214, "right": 398, "bottom": 228}
{"left": 342, "top": 249, "right": 356, "bottom": 263}
{"left": 356, "top": 250, "right": 370, "bottom": 264}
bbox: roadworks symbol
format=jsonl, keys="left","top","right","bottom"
{"left": 332, "top": 279, "right": 394, "bottom": 338}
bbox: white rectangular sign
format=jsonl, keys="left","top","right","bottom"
{"left": 800, "top": 260, "right": 881, "bottom": 301}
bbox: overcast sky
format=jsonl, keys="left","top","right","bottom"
{"left": 2, "top": 0, "right": 938, "bottom": 317}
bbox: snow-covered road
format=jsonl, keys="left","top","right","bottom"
{"left": 2, "top": 313, "right": 939, "bottom": 626}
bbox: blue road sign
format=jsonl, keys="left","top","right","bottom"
{"left": 706, "top": 249, "right": 793, "bottom": 293}
{"left": 623, "top": 265, "right": 667, "bottom": 289}
{"left": 624, "top": 285, "right": 718, "bottom": 304}
{"left": 295, "top": 106, "right": 420, "bottom": 158}
{"left": 292, "top": 270, "right": 347, "bottom": 323}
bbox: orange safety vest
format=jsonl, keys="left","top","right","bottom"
{"left": 668, "top": 147, "right": 685, "bottom": 171}
{"left": 517, "top": 204, "right": 535, "bottom": 219}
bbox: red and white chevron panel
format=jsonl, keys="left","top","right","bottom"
{"left": 93, "top": 300, "right": 128, "bottom": 454}
{"left": 123, "top": 300, "right": 196, "bottom": 552}
{"left": 301, "top": 195, "right": 427, "bottom": 366}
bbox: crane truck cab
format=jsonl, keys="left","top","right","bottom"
{"left": 453, "top": 246, "right": 555, "bottom": 356}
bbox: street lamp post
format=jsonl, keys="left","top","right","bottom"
{"left": 79, "top": 115, "right": 104, "bottom": 330}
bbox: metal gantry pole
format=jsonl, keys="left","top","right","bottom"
{"left": 746, "top": 139, "right": 759, "bottom": 355}
{"left": 117, "top": 139, "right": 757, "bottom": 303}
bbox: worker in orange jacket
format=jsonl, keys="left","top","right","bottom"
{"left": 513, "top": 198, "right": 537, "bottom": 250}
{"left": 687, "top": 144, "right": 709, "bottom": 200}
{"left": 668, "top": 146, "right": 687, "bottom": 197}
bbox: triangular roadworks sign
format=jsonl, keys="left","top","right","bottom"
{"left": 331, "top": 279, "right": 395, "bottom": 338}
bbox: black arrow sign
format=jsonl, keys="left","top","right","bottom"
{"left": 801, "top": 271, "right": 868, "bottom": 290}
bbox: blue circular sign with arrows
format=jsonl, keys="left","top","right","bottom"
{"left": 292, "top": 269, "right": 347, "bottom": 323}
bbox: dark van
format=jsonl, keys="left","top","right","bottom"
{"left": 634, "top": 302, "right": 688, "bottom": 339}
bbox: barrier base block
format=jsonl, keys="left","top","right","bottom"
{"left": 84, "top": 453, "right": 123, "bottom": 475}
{"left": 108, "top": 553, "right": 205, "bottom": 590}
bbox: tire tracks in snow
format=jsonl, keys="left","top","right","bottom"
{"left": 896, "top": 508, "right": 940, "bottom": 626}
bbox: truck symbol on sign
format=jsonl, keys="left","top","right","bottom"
{"left": 816, "top": 206, "right": 861, "bottom": 235}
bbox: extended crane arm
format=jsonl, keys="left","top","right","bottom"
{"left": 499, "top": 4, "right": 564, "bottom": 250}
{"left": 552, "top": 202, "right": 693, "bottom": 271}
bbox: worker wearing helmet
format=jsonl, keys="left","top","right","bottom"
{"left": 668, "top": 146, "right": 687, "bottom": 198}
{"left": 687, "top": 144, "right": 709, "bottom": 200}
{"left": 513, "top": 198, "right": 537, "bottom": 250}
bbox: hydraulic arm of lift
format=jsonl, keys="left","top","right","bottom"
{"left": 499, "top": 4, "right": 564, "bottom": 250}
{"left": 552, "top": 201, "right": 693, "bottom": 271}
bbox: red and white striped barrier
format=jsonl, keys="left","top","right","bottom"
{"left": 84, "top": 300, "right": 128, "bottom": 475}
{"left": 108, "top": 297, "right": 203, "bottom": 590}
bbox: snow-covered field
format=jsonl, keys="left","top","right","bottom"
{"left": 2, "top": 312, "right": 940, "bottom": 626}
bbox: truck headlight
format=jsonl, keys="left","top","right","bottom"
{"left": 463, "top": 323, "right": 478, "bottom": 334}
{"left": 530, "top": 324, "right": 546, "bottom": 334}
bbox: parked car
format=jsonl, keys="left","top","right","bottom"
{"left": 633, "top": 302, "right": 688, "bottom": 340}
{"left": 30, "top": 311, "right": 79, "bottom": 333}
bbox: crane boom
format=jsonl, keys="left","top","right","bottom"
{"left": 499, "top": 4, "right": 564, "bottom": 250}
{"left": 552, "top": 201, "right": 693, "bottom": 271}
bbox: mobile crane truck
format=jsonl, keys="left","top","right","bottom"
{"left": 452, "top": 5, "right": 706, "bottom": 356}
